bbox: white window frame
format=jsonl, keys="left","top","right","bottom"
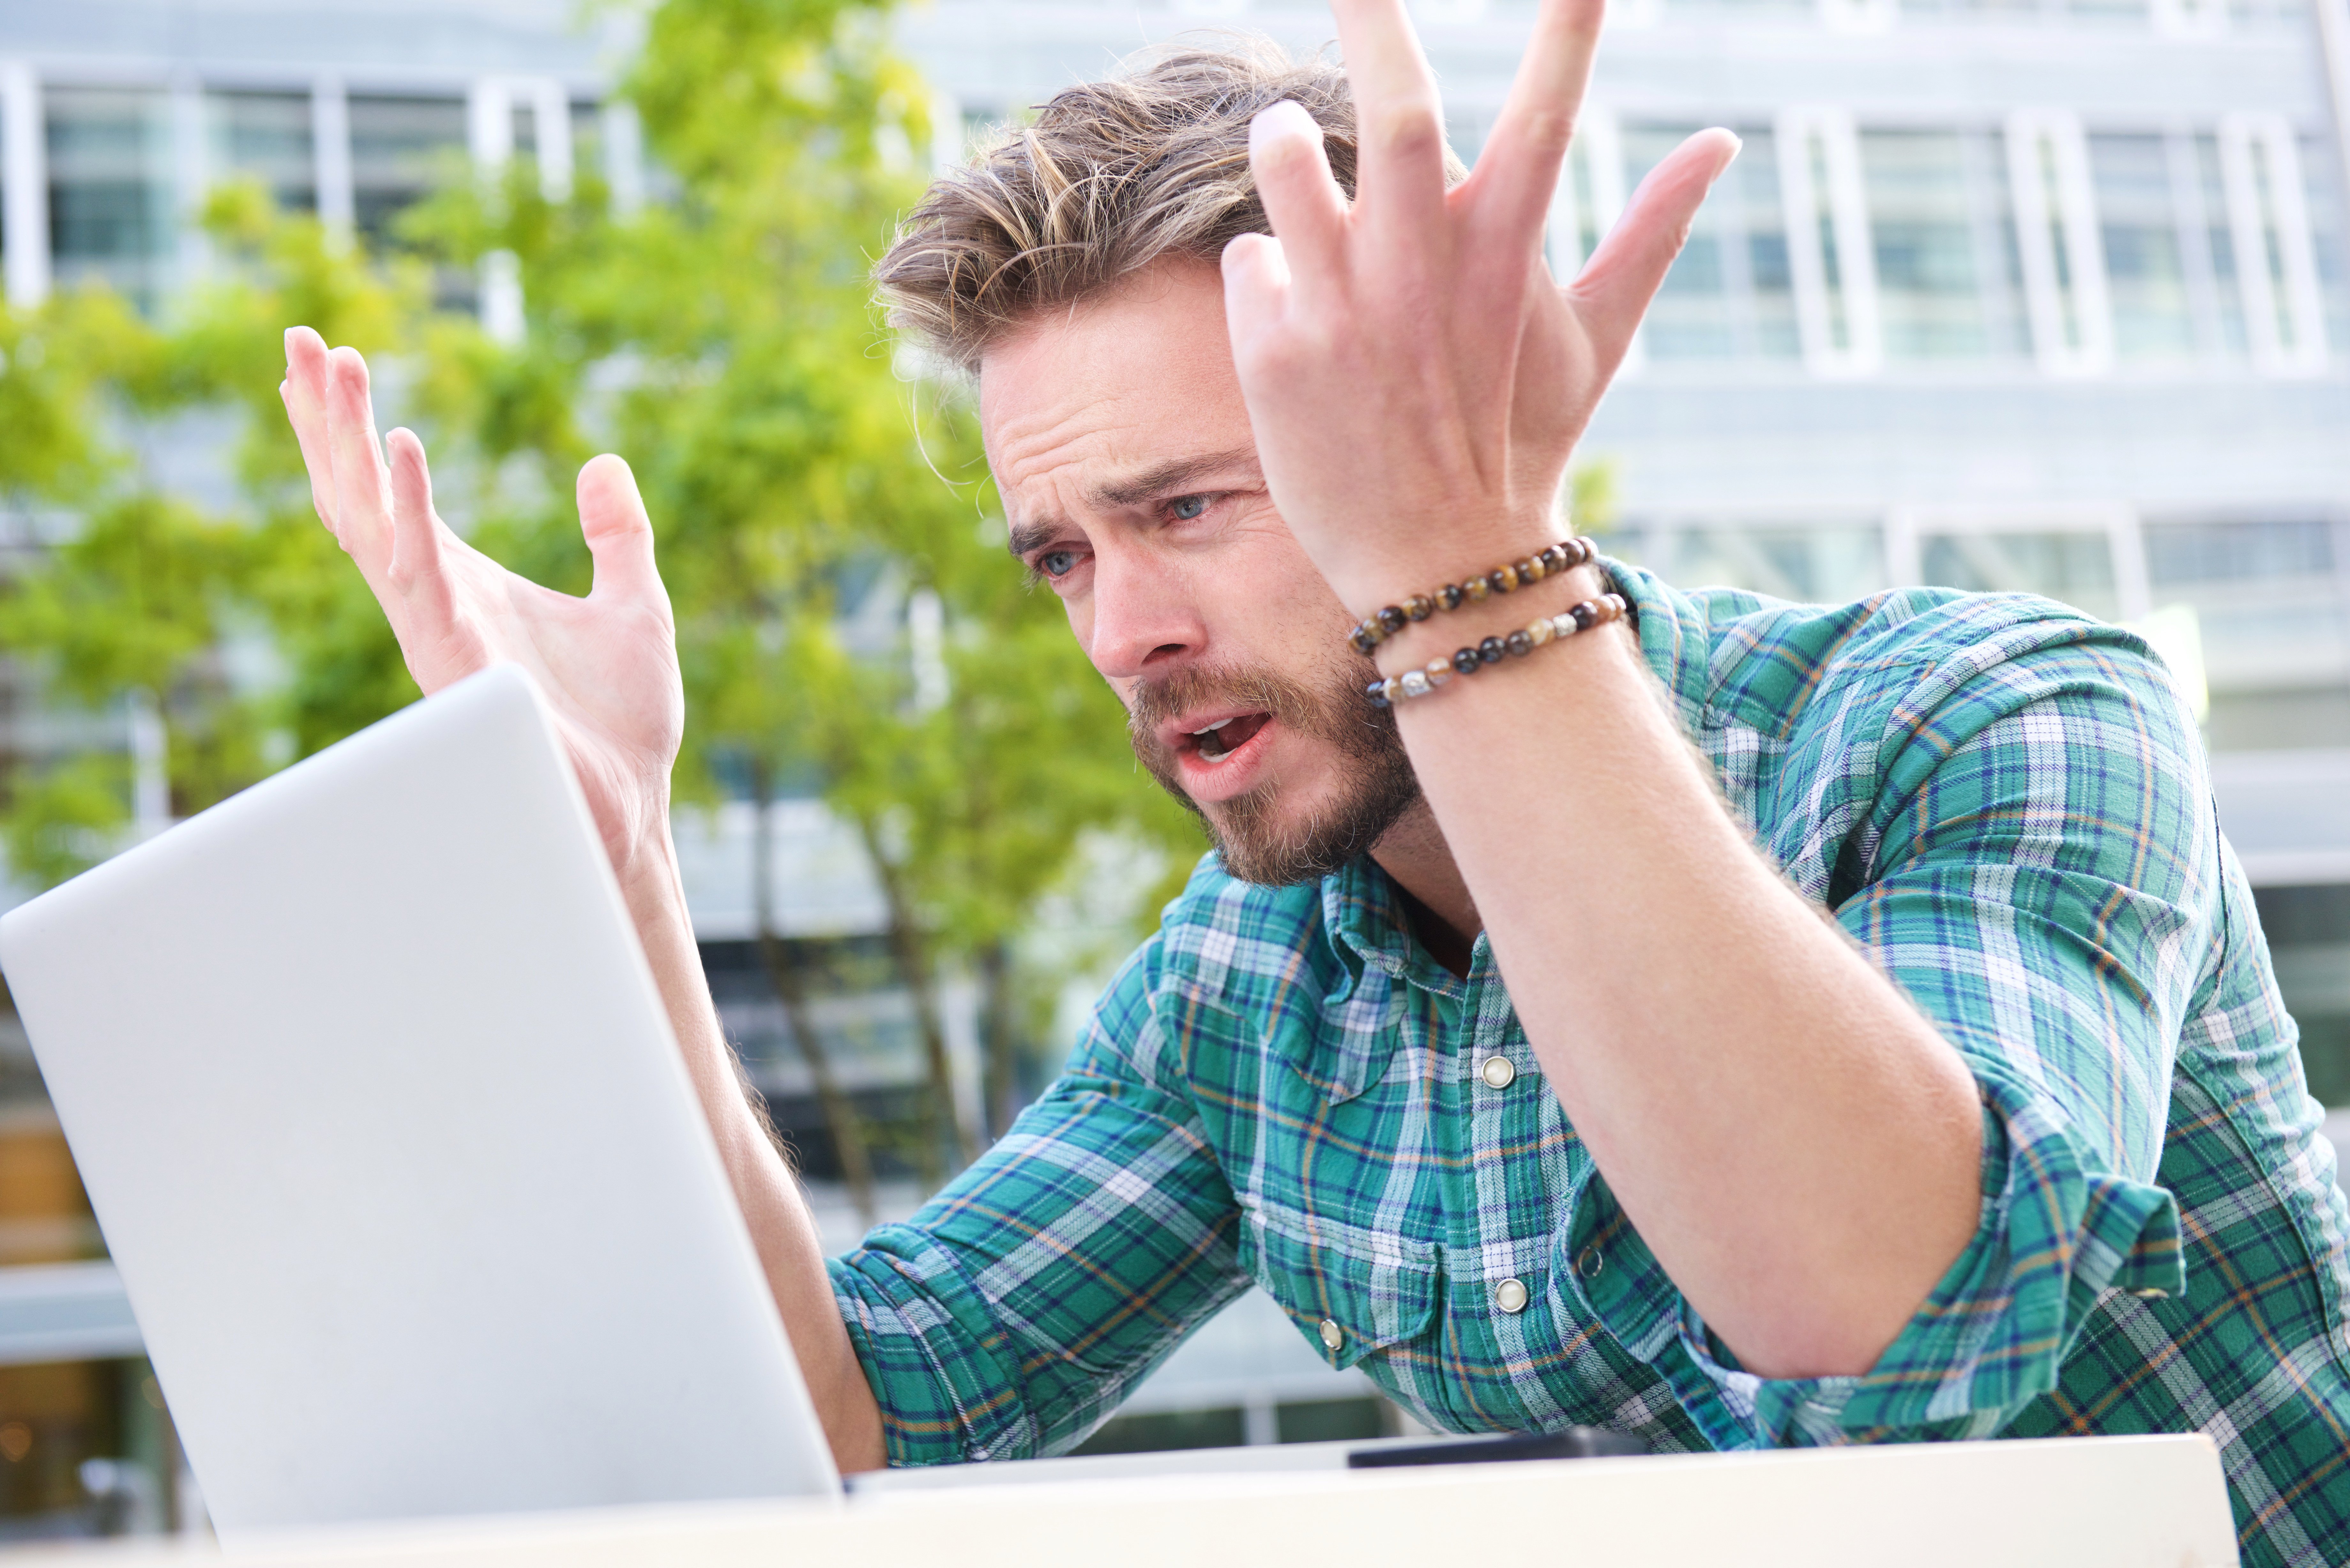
{"left": 1818, "top": 0, "right": 1899, "bottom": 37}
{"left": 467, "top": 76, "right": 575, "bottom": 346}
{"left": 2217, "top": 112, "right": 2330, "bottom": 376}
{"left": 469, "top": 76, "right": 574, "bottom": 203}
{"left": 1777, "top": 106, "right": 1881, "bottom": 378}
{"left": 0, "top": 59, "right": 49, "bottom": 309}
{"left": 1884, "top": 503, "right": 2151, "bottom": 623}
{"left": 2150, "top": 0, "right": 2229, "bottom": 40}
{"left": 1549, "top": 107, "right": 1641, "bottom": 374}
{"left": 170, "top": 73, "right": 210, "bottom": 289}
{"left": 2006, "top": 109, "right": 2114, "bottom": 378}
{"left": 312, "top": 73, "right": 355, "bottom": 250}
{"left": 1547, "top": 108, "right": 1626, "bottom": 276}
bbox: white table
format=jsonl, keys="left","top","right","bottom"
{"left": 5, "top": 1434, "right": 2238, "bottom": 1567}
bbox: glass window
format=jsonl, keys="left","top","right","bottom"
{"left": 2250, "top": 884, "right": 2350, "bottom": 1105}
{"left": 208, "top": 91, "right": 314, "bottom": 215}
{"left": 1728, "top": 123, "right": 1801, "bottom": 359}
{"left": 2302, "top": 135, "right": 2348, "bottom": 357}
{"left": 1918, "top": 529, "right": 2122, "bottom": 621}
{"left": 1625, "top": 121, "right": 1735, "bottom": 360}
{"left": 2195, "top": 132, "right": 2251, "bottom": 356}
{"left": 1666, "top": 524, "right": 1887, "bottom": 602}
{"left": 1664, "top": 0, "right": 1813, "bottom": 20}
{"left": 2090, "top": 132, "right": 2196, "bottom": 361}
{"left": 44, "top": 87, "right": 174, "bottom": 313}
{"left": 2144, "top": 518, "right": 2347, "bottom": 694}
{"left": 1585, "top": 119, "right": 1797, "bottom": 365}
{"left": 2069, "top": 0, "right": 2153, "bottom": 23}
{"left": 1862, "top": 130, "right": 1998, "bottom": 360}
{"left": 347, "top": 94, "right": 466, "bottom": 249}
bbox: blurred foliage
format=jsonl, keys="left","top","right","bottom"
{"left": 0, "top": 0, "right": 1202, "bottom": 1185}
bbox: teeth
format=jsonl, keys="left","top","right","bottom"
{"left": 1189, "top": 718, "right": 1235, "bottom": 736}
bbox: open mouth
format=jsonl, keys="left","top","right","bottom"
{"left": 1188, "top": 712, "right": 1272, "bottom": 764}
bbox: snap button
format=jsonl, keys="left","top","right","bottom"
{"left": 1494, "top": 1277, "right": 1529, "bottom": 1314}
{"left": 1479, "top": 1055, "right": 1517, "bottom": 1089}
{"left": 2130, "top": 1287, "right": 2168, "bottom": 1300}
{"left": 1577, "top": 1246, "right": 1604, "bottom": 1280}
{"left": 1318, "top": 1317, "right": 1344, "bottom": 1352}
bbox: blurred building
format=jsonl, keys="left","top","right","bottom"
{"left": 2, "top": 0, "right": 2349, "bottom": 1538}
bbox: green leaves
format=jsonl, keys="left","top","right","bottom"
{"left": 0, "top": 0, "right": 1203, "bottom": 1131}
{"left": 0, "top": 493, "right": 249, "bottom": 704}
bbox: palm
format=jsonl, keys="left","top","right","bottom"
{"left": 1220, "top": 0, "right": 1739, "bottom": 610}
{"left": 281, "top": 329, "right": 682, "bottom": 869}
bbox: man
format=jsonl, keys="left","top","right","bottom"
{"left": 277, "top": 1, "right": 2350, "bottom": 1560}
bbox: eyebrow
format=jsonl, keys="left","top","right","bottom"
{"left": 1003, "top": 448, "right": 1261, "bottom": 559}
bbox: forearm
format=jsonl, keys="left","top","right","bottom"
{"left": 615, "top": 828, "right": 887, "bottom": 1472}
{"left": 1385, "top": 561, "right": 1982, "bottom": 1379}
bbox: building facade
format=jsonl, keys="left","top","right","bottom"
{"left": 1, "top": 0, "right": 2348, "bottom": 1537}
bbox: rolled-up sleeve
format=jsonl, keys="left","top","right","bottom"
{"left": 1564, "top": 618, "right": 2213, "bottom": 1446}
{"left": 827, "top": 940, "right": 1250, "bottom": 1466}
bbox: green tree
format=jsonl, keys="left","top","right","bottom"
{"left": 0, "top": 184, "right": 421, "bottom": 886}
{"left": 0, "top": 0, "right": 1203, "bottom": 1201}
{"left": 396, "top": 0, "right": 1203, "bottom": 1193}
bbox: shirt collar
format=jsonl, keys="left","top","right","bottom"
{"left": 1318, "top": 554, "right": 1712, "bottom": 989}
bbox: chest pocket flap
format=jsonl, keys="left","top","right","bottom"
{"left": 1238, "top": 1204, "right": 1439, "bottom": 1371}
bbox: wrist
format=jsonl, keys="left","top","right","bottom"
{"left": 1361, "top": 550, "right": 1611, "bottom": 675}
{"left": 1321, "top": 508, "right": 1566, "bottom": 624}
{"left": 613, "top": 813, "right": 688, "bottom": 924}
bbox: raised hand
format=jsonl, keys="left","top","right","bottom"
{"left": 278, "top": 327, "right": 683, "bottom": 875}
{"left": 1220, "top": 0, "right": 1739, "bottom": 612}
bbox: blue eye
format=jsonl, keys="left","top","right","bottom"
{"left": 1170, "top": 494, "right": 1209, "bottom": 521}
{"left": 1039, "top": 549, "right": 1078, "bottom": 577}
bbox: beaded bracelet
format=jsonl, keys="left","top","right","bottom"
{"left": 1365, "top": 593, "right": 1629, "bottom": 708}
{"left": 1347, "top": 537, "right": 1601, "bottom": 657}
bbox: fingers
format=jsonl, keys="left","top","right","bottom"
{"left": 1220, "top": 231, "right": 1294, "bottom": 362}
{"left": 1569, "top": 128, "right": 1740, "bottom": 372}
{"left": 1474, "top": 0, "right": 1606, "bottom": 245}
{"left": 281, "top": 327, "right": 338, "bottom": 530}
{"left": 577, "top": 455, "right": 671, "bottom": 622}
{"left": 322, "top": 346, "right": 397, "bottom": 581}
{"left": 383, "top": 430, "right": 456, "bottom": 628}
{"left": 1330, "top": 0, "right": 1449, "bottom": 243}
{"left": 1248, "top": 102, "right": 1350, "bottom": 291}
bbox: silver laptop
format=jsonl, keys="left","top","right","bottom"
{"left": 0, "top": 664, "right": 841, "bottom": 1545}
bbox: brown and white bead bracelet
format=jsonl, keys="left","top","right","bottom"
{"left": 1364, "top": 592, "right": 1630, "bottom": 708}
{"left": 1347, "top": 537, "right": 1601, "bottom": 658}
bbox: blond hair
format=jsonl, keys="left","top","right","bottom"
{"left": 875, "top": 40, "right": 1462, "bottom": 373}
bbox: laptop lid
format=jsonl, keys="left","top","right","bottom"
{"left": 0, "top": 664, "right": 841, "bottom": 1542}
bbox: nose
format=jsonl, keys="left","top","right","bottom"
{"left": 1084, "top": 537, "right": 1207, "bottom": 682}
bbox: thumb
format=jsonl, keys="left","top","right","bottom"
{"left": 1568, "top": 128, "right": 1740, "bottom": 371}
{"left": 577, "top": 454, "right": 669, "bottom": 619}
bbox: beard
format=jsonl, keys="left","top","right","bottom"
{"left": 1126, "top": 652, "right": 1422, "bottom": 888}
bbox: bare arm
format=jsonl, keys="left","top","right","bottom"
{"left": 279, "top": 330, "right": 886, "bottom": 1467}
{"left": 1223, "top": 0, "right": 1981, "bottom": 1377}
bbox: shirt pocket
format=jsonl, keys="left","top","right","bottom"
{"left": 1236, "top": 1203, "right": 1440, "bottom": 1371}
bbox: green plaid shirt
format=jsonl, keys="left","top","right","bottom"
{"left": 829, "top": 561, "right": 2350, "bottom": 1567}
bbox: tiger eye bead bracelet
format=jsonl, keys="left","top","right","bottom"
{"left": 1347, "top": 537, "right": 1600, "bottom": 657}
{"left": 1365, "top": 592, "right": 1630, "bottom": 708}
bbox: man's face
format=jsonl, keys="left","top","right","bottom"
{"left": 978, "top": 260, "right": 1419, "bottom": 886}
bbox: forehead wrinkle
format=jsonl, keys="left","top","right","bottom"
{"left": 1085, "top": 447, "right": 1261, "bottom": 511}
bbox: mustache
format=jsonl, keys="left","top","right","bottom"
{"left": 1125, "top": 664, "right": 1323, "bottom": 756}
{"left": 1128, "top": 658, "right": 1382, "bottom": 766}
